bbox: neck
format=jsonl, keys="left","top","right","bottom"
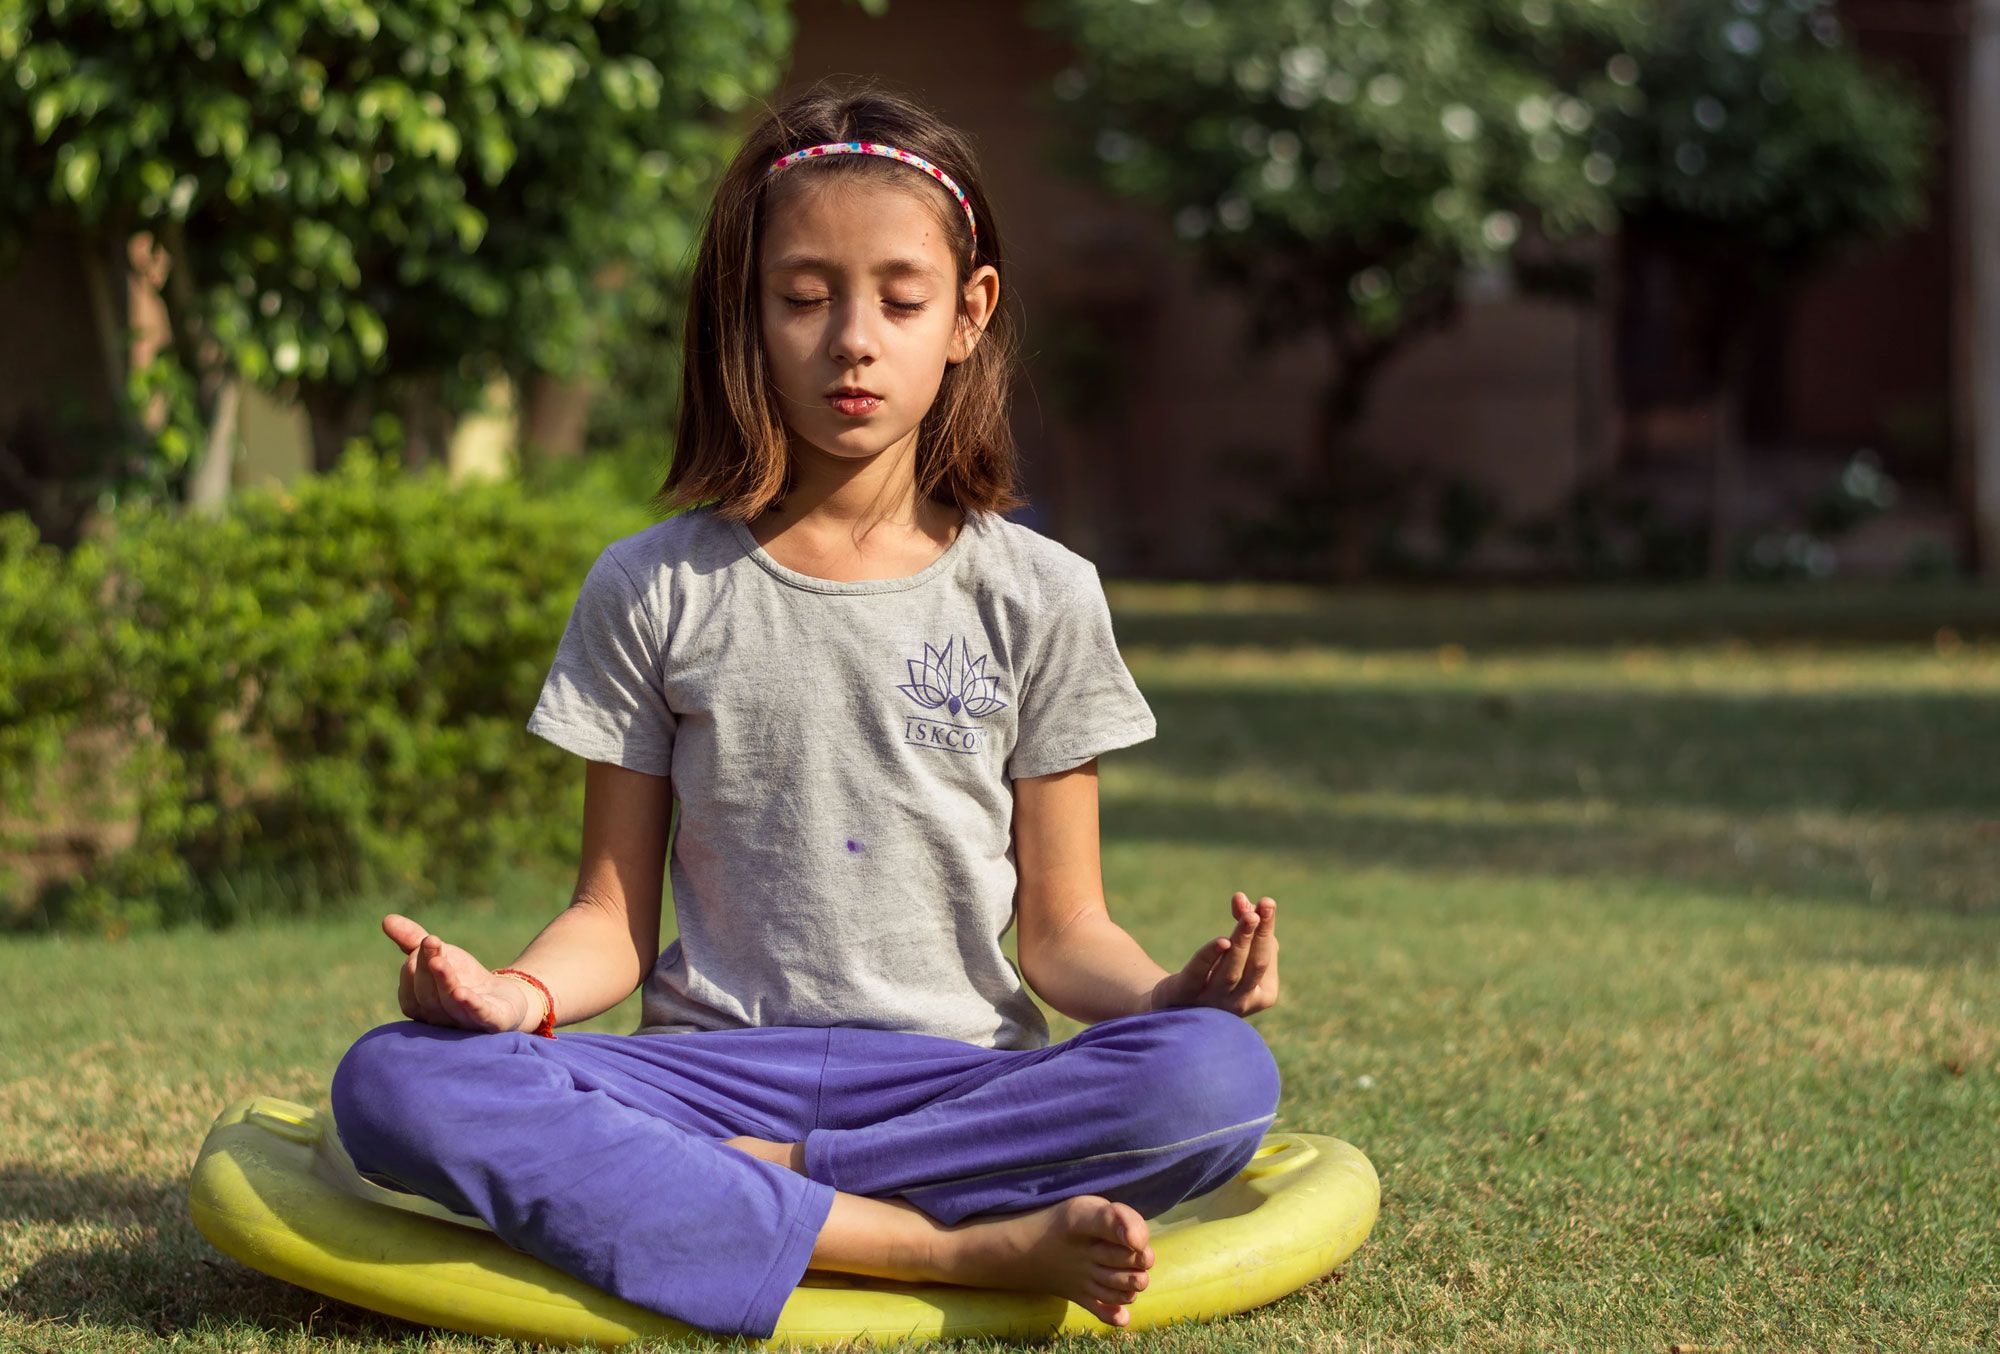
{"left": 763, "top": 427, "right": 956, "bottom": 536}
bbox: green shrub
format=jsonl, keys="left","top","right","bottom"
{"left": 4, "top": 448, "right": 663, "bottom": 933}
{"left": 0, "top": 513, "right": 113, "bottom": 914}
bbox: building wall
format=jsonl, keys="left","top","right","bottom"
{"left": 783, "top": 0, "right": 1962, "bottom": 577}
{"left": 781, "top": 1, "right": 1624, "bottom": 576}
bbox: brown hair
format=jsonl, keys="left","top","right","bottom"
{"left": 654, "top": 77, "right": 1027, "bottom": 523}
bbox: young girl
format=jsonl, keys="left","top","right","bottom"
{"left": 330, "top": 80, "right": 1283, "bottom": 1342}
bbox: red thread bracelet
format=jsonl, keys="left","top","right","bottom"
{"left": 494, "top": 968, "right": 557, "bottom": 1038}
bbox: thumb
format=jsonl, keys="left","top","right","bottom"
{"left": 382, "top": 913, "right": 426, "bottom": 954}
{"left": 1188, "top": 935, "right": 1230, "bottom": 975}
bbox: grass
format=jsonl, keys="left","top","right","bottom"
{"left": 3, "top": 582, "right": 1997, "bottom": 1353}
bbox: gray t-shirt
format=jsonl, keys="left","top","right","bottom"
{"left": 524, "top": 503, "right": 1157, "bottom": 1050}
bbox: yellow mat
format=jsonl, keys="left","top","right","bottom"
{"left": 188, "top": 1094, "right": 1377, "bottom": 1347}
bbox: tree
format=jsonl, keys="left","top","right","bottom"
{"left": 0, "top": 0, "right": 793, "bottom": 517}
{"left": 1596, "top": 0, "right": 1935, "bottom": 579}
{"left": 1027, "top": 0, "right": 1645, "bottom": 578}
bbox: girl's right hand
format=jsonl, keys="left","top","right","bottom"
{"left": 382, "top": 913, "right": 535, "bottom": 1033}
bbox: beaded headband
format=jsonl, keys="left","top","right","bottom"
{"left": 765, "top": 140, "right": 978, "bottom": 259}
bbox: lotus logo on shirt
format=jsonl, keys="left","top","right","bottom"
{"left": 898, "top": 636, "right": 1008, "bottom": 754}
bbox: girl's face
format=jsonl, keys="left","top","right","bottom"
{"left": 759, "top": 178, "right": 998, "bottom": 466}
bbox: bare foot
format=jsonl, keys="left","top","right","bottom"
{"left": 929, "top": 1194, "right": 1155, "bottom": 1327}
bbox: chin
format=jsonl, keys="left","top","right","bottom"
{"left": 808, "top": 426, "right": 906, "bottom": 459}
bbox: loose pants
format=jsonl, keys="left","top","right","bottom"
{"left": 328, "top": 1004, "right": 1281, "bottom": 1339}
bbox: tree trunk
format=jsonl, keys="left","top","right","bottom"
{"left": 185, "top": 379, "right": 240, "bottom": 517}
{"left": 400, "top": 374, "right": 450, "bottom": 471}
{"left": 1703, "top": 285, "right": 1776, "bottom": 582}
{"left": 1706, "top": 366, "right": 1743, "bottom": 581}
{"left": 1314, "top": 363, "right": 1371, "bottom": 583}
{"left": 304, "top": 382, "right": 374, "bottom": 473}
{"left": 520, "top": 370, "right": 594, "bottom": 466}
{"left": 157, "top": 221, "right": 236, "bottom": 509}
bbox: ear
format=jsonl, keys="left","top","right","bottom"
{"left": 948, "top": 264, "right": 1000, "bottom": 364}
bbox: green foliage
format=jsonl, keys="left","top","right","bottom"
{"left": 1026, "top": 0, "right": 1646, "bottom": 346}
{"left": 0, "top": 0, "right": 793, "bottom": 488}
{"left": 1599, "top": 0, "right": 1936, "bottom": 270}
{"left": 1, "top": 449, "right": 662, "bottom": 932}
{"left": 0, "top": 514, "right": 110, "bottom": 910}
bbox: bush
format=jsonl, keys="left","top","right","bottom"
{"left": 2, "top": 448, "right": 663, "bottom": 933}
{"left": 0, "top": 513, "right": 113, "bottom": 913}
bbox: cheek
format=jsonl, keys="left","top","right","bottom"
{"left": 761, "top": 314, "right": 815, "bottom": 380}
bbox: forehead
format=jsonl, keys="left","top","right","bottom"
{"left": 760, "top": 178, "right": 954, "bottom": 281}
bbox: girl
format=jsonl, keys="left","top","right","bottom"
{"left": 330, "top": 79, "right": 1284, "bottom": 1341}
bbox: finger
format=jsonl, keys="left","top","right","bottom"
{"left": 434, "top": 940, "right": 509, "bottom": 1032}
{"left": 434, "top": 965, "right": 482, "bottom": 1029}
{"left": 398, "top": 949, "right": 421, "bottom": 1021}
{"left": 425, "top": 937, "right": 484, "bottom": 1028}
{"left": 1215, "top": 893, "right": 1256, "bottom": 987}
{"left": 1244, "top": 898, "right": 1279, "bottom": 975}
{"left": 1199, "top": 940, "right": 1238, "bottom": 998}
{"left": 408, "top": 947, "right": 447, "bottom": 1025}
{"left": 392, "top": 918, "right": 437, "bottom": 1021}
{"left": 411, "top": 933, "right": 449, "bottom": 1018}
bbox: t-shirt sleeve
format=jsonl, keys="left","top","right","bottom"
{"left": 1006, "top": 563, "right": 1157, "bottom": 781}
{"left": 525, "top": 547, "right": 676, "bottom": 777}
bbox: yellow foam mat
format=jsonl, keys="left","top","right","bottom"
{"left": 188, "top": 1094, "right": 1377, "bottom": 1347}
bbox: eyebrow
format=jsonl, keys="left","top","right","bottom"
{"left": 765, "top": 252, "right": 944, "bottom": 282}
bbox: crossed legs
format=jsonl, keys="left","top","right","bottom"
{"left": 330, "top": 1005, "right": 1280, "bottom": 1338}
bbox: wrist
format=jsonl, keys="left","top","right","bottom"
{"left": 496, "top": 970, "right": 555, "bottom": 1035}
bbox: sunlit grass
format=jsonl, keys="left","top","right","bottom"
{"left": 3, "top": 584, "right": 1996, "bottom": 1352}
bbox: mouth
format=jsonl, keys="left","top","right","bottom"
{"left": 826, "top": 389, "right": 883, "bottom": 416}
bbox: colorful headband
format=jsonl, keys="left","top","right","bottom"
{"left": 766, "top": 141, "right": 978, "bottom": 258}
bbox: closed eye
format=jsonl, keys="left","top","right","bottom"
{"left": 785, "top": 297, "right": 929, "bottom": 314}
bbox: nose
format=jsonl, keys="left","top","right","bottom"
{"left": 827, "top": 297, "right": 881, "bottom": 368}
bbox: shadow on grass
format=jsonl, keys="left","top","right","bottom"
{"left": 1107, "top": 584, "right": 2000, "bottom": 653}
{"left": 0, "top": 1167, "right": 421, "bottom": 1343}
{"left": 1098, "top": 682, "right": 1999, "bottom": 917}
{"left": 1104, "top": 791, "right": 2000, "bottom": 929}
{"left": 1135, "top": 684, "right": 2000, "bottom": 819}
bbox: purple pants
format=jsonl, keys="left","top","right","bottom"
{"left": 328, "top": 1005, "right": 1280, "bottom": 1339}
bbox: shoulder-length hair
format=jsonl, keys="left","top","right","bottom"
{"left": 654, "top": 77, "right": 1027, "bottom": 522}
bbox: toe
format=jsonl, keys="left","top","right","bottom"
{"left": 1083, "top": 1289, "right": 1132, "bottom": 1324}
{"left": 1083, "top": 1198, "right": 1136, "bottom": 1248}
{"left": 1091, "top": 1240, "right": 1144, "bottom": 1267}
{"left": 1110, "top": 1201, "right": 1148, "bottom": 1251}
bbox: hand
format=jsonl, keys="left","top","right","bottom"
{"left": 382, "top": 913, "right": 537, "bottom": 1033}
{"left": 1150, "top": 892, "right": 1280, "bottom": 1018}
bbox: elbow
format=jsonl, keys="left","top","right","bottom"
{"left": 573, "top": 894, "right": 657, "bottom": 990}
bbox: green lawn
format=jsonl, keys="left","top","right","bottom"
{"left": 4, "top": 583, "right": 1997, "bottom": 1352}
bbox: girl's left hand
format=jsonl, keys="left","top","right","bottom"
{"left": 1150, "top": 892, "right": 1279, "bottom": 1018}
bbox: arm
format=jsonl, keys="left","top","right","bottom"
{"left": 1012, "top": 759, "right": 1172, "bottom": 1024}
{"left": 1011, "top": 759, "right": 1286, "bottom": 1026}
{"left": 493, "top": 759, "right": 671, "bottom": 1030}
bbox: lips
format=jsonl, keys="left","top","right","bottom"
{"left": 827, "top": 390, "right": 883, "bottom": 416}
